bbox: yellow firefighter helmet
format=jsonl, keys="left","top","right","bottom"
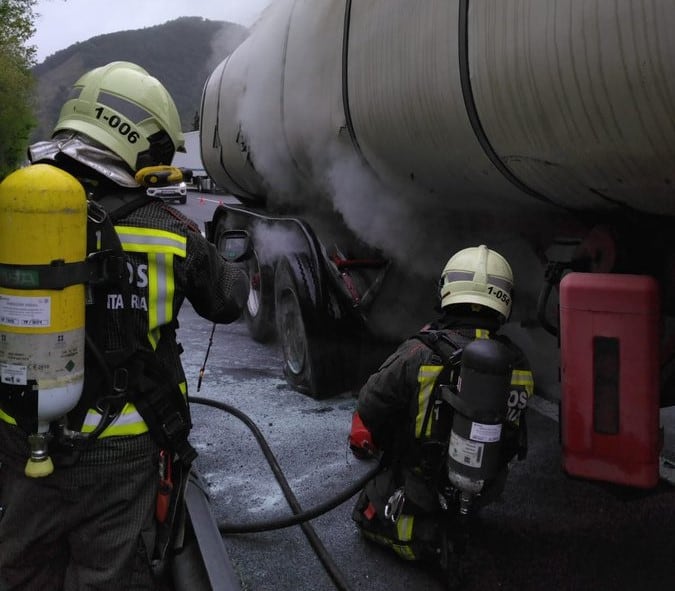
{"left": 440, "top": 245, "right": 514, "bottom": 320}
{"left": 53, "top": 61, "right": 185, "bottom": 172}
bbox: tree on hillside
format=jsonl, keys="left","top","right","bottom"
{"left": 0, "top": 0, "right": 37, "bottom": 180}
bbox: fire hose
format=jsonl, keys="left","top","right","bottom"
{"left": 188, "top": 395, "right": 381, "bottom": 591}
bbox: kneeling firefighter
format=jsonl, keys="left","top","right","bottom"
{"left": 0, "top": 62, "right": 248, "bottom": 590}
{"left": 349, "top": 245, "right": 534, "bottom": 583}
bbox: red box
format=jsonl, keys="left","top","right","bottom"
{"left": 559, "top": 273, "right": 661, "bottom": 488}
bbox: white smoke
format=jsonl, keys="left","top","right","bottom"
{"left": 250, "top": 222, "right": 307, "bottom": 265}
{"left": 215, "top": 0, "right": 553, "bottom": 339}
{"left": 325, "top": 149, "right": 456, "bottom": 279}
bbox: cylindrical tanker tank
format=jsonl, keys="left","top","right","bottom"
{"left": 201, "top": 0, "right": 675, "bottom": 216}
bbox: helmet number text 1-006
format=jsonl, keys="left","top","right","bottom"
{"left": 487, "top": 286, "right": 510, "bottom": 306}
{"left": 94, "top": 107, "right": 139, "bottom": 144}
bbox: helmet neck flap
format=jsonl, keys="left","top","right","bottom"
{"left": 28, "top": 131, "right": 139, "bottom": 188}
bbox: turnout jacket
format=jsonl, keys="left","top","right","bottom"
{"left": 75, "top": 191, "right": 246, "bottom": 438}
{"left": 351, "top": 314, "right": 534, "bottom": 561}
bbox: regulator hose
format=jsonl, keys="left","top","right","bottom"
{"left": 188, "top": 396, "right": 381, "bottom": 591}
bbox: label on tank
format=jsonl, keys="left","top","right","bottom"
{"left": 449, "top": 431, "right": 484, "bottom": 468}
{"left": 470, "top": 421, "right": 502, "bottom": 443}
{"left": 0, "top": 362, "right": 27, "bottom": 385}
{"left": 0, "top": 295, "right": 51, "bottom": 327}
{"left": 0, "top": 329, "right": 84, "bottom": 387}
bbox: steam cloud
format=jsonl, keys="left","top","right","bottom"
{"left": 214, "top": 0, "right": 550, "bottom": 339}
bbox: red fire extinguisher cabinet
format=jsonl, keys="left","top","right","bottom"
{"left": 559, "top": 272, "right": 661, "bottom": 488}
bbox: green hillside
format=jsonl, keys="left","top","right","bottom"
{"left": 31, "top": 16, "right": 248, "bottom": 142}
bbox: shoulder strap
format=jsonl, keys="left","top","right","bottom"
{"left": 410, "top": 330, "right": 465, "bottom": 441}
{"left": 97, "top": 191, "right": 157, "bottom": 223}
{"left": 85, "top": 197, "right": 136, "bottom": 365}
{"left": 411, "top": 329, "right": 465, "bottom": 370}
{"left": 82, "top": 193, "right": 197, "bottom": 464}
{"left": 67, "top": 198, "right": 137, "bottom": 429}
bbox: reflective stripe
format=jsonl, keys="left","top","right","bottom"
{"left": 393, "top": 515, "right": 416, "bottom": 559}
{"left": 115, "top": 226, "right": 187, "bottom": 256}
{"left": 475, "top": 328, "right": 490, "bottom": 339}
{"left": 362, "top": 514, "right": 417, "bottom": 560}
{"left": 396, "top": 515, "right": 414, "bottom": 541}
{"left": 0, "top": 408, "right": 17, "bottom": 425}
{"left": 362, "top": 530, "right": 417, "bottom": 560}
{"left": 392, "top": 544, "right": 417, "bottom": 560}
{"left": 487, "top": 275, "right": 513, "bottom": 291}
{"left": 116, "top": 226, "right": 185, "bottom": 349}
{"left": 415, "top": 365, "right": 443, "bottom": 438}
{"left": 443, "top": 271, "right": 511, "bottom": 291}
{"left": 98, "top": 91, "right": 155, "bottom": 124}
{"left": 147, "top": 252, "right": 176, "bottom": 347}
{"left": 82, "top": 402, "right": 148, "bottom": 437}
{"left": 511, "top": 369, "right": 535, "bottom": 396}
{"left": 443, "top": 271, "right": 474, "bottom": 282}
{"left": 81, "top": 380, "right": 187, "bottom": 438}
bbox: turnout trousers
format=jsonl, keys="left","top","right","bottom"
{"left": 0, "top": 422, "right": 159, "bottom": 591}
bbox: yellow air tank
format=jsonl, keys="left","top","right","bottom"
{"left": 0, "top": 164, "right": 87, "bottom": 477}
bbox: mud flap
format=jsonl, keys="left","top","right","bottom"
{"left": 171, "top": 469, "right": 241, "bottom": 591}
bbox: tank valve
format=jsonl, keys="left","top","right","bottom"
{"left": 25, "top": 433, "right": 54, "bottom": 478}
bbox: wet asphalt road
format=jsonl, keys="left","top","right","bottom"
{"left": 176, "top": 304, "right": 675, "bottom": 591}
{"left": 174, "top": 192, "right": 675, "bottom": 591}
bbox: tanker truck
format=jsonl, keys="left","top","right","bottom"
{"left": 199, "top": 0, "right": 675, "bottom": 437}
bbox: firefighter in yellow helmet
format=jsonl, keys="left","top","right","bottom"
{"left": 0, "top": 62, "right": 247, "bottom": 590}
{"left": 348, "top": 245, "right": 534, "bottom": 583}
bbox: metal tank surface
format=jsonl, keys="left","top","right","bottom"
{"left": 201, "top": 0, "right": 675, "bottom": 215}
{"left": 199, "top": 0, "right": 675, "bottom": 399}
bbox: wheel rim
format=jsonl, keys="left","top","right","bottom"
{"left": 246, "top": 258, "right": 262, "bottom": 318}
{"left": 277, "top": 288, "right": 307, "bottom": 376}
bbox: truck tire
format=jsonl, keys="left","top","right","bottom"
{"left": 274, "top": 255, "right": 347, "bottom": 398}
{"left": 274, "top": 255, "right": 319, "bottom": 395}
{"left": 213, "top": 215, "right": 276, "bottom": 342}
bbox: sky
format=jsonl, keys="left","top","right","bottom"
{"left": 31, "top": 0, "right": 275, "bottom": 63}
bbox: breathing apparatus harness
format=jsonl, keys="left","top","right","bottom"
{"left": 361, "top": 326, "right": 515, "bottom": 586}
{"left": 409, "top": 328, "right": 464, "bottom": 480}
{"left": 410, "top": 327, "right": 517, "bottom": 510}
{"left": 53, "top": 189, "right": 197, "bottom": 466}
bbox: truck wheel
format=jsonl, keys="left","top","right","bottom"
{"left": 213, "top": 215, "right": 276, "bottom": 342}
{"left": 274, "top": 255, "right": 346, "bottom": 398}
{"left": 274, "top": 257, "right": 312, "bottom": 392}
